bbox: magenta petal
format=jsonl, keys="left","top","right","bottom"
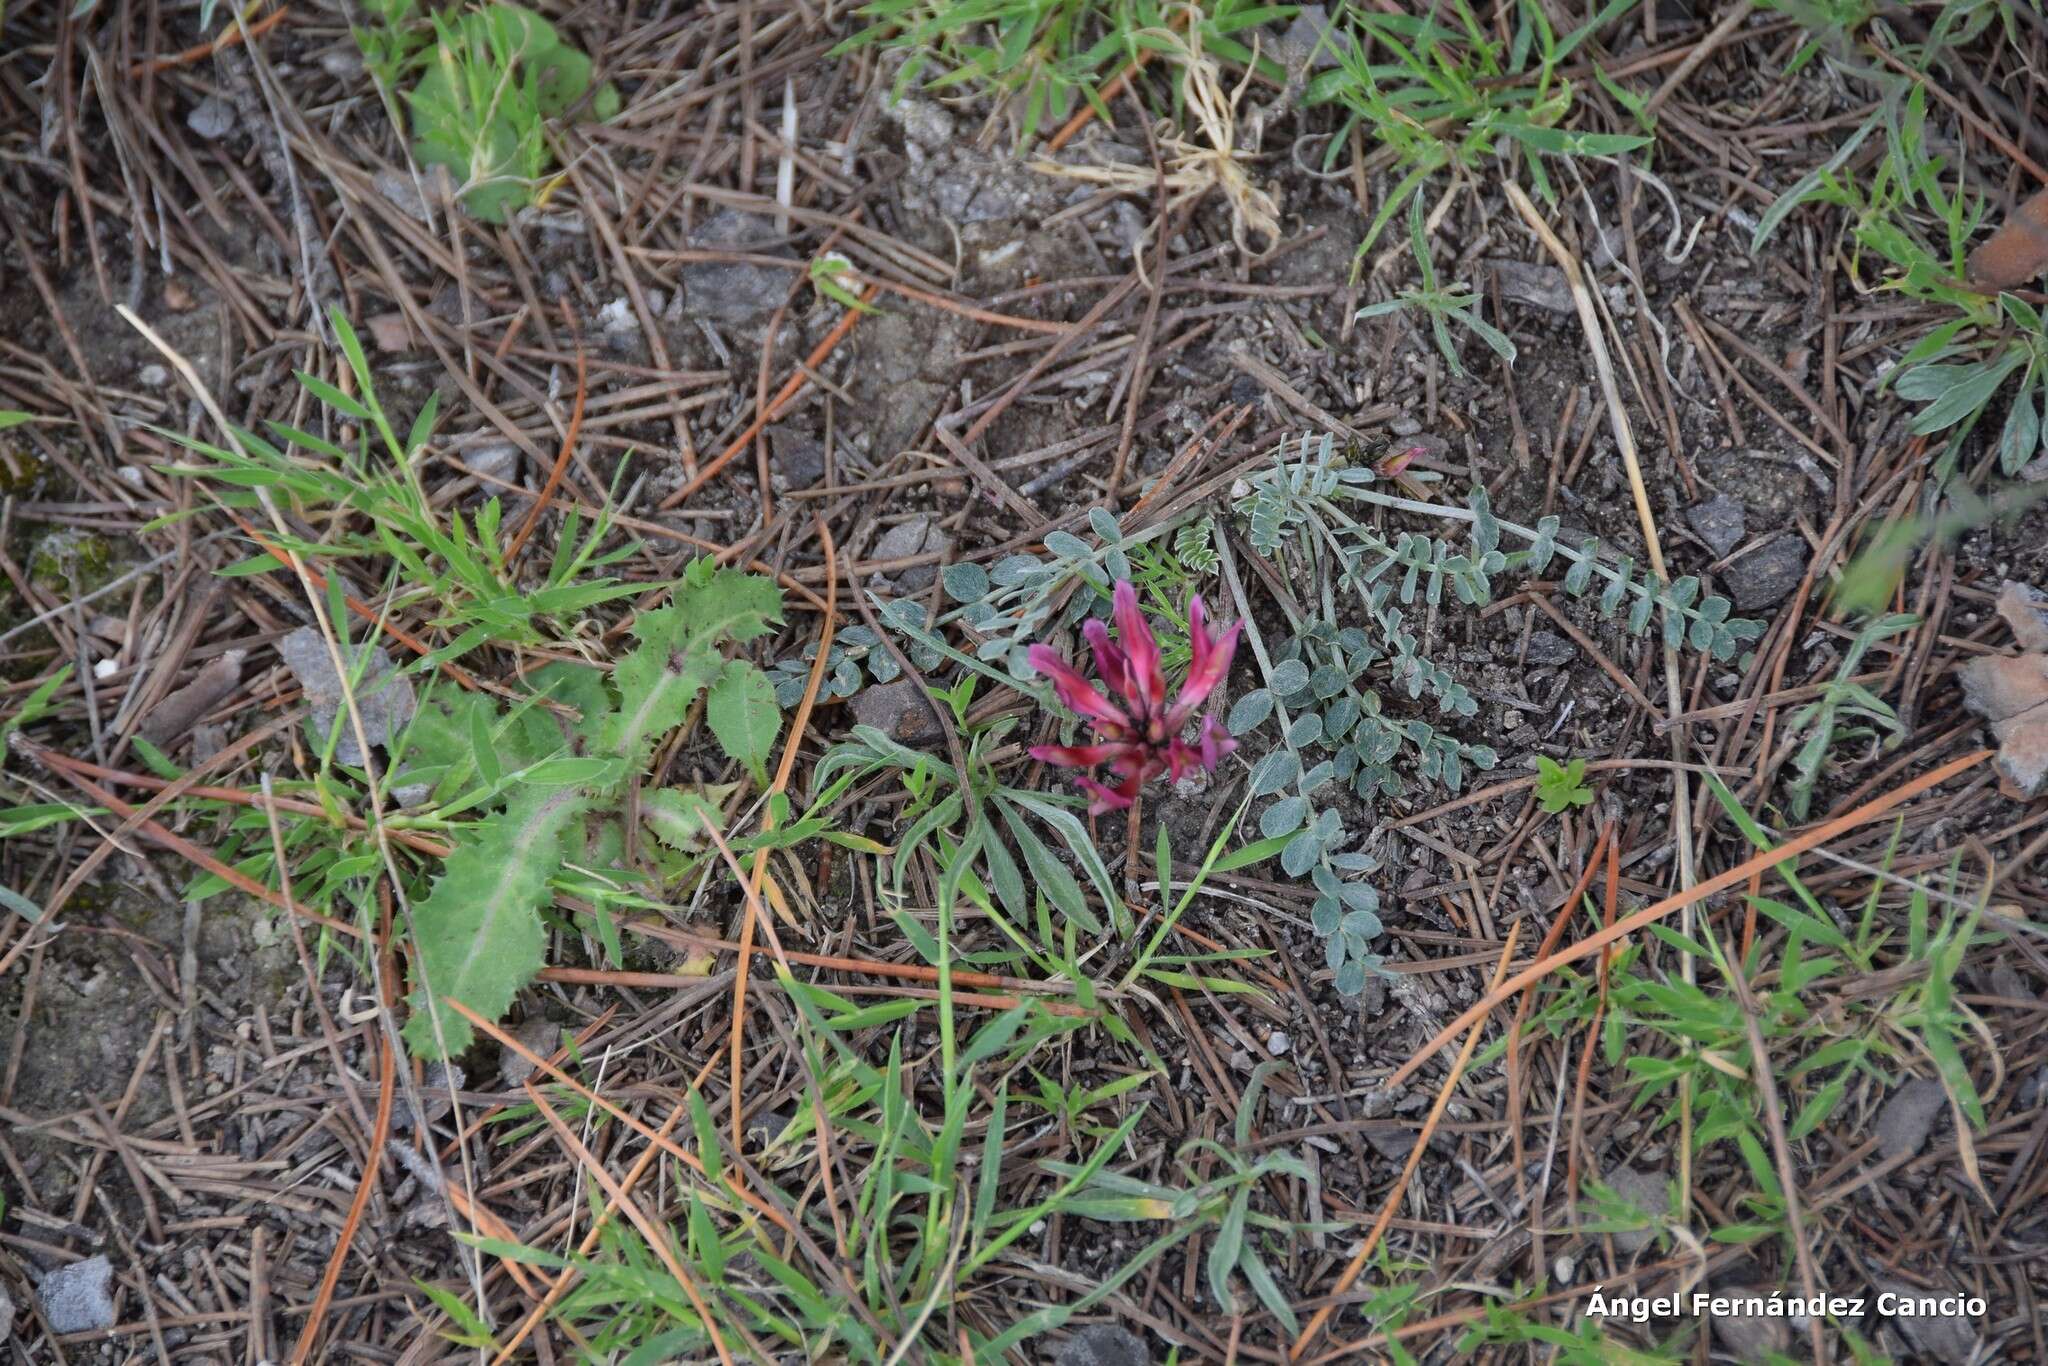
{"left": 1111, "top": 580, "right": 1164, "bottom": 713}
{"left": 1168, "top": 601, "right": 1241, "bottom": 729}
{"left": 1082, "top": 618, "right": 1132, "bottom": 705}
{"left": 1027, "top": 644, "right": 1130, "bottom": 731}
{"left": 1030, "top": 741, "right": 1136, "bottom": 769}
{"left": 1197, "top": 713, "right": 1237, "bottom": 770}
{"left": 1076, "top": 773, "right": 1140, "bottom": 814}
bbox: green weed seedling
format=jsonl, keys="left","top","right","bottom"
{"left": 1534, "top": 754, "right": 1593, "bottom": 814}
{"left": 1510, "top": 781, "right": 1992, "bottom": 1252}
{"left": 1751, "top": 41, "right": 2045, "bottom": 477}
{"left": 1780, "top": 612, "right": 1915, "bottom": 819}
{"left": 482, "top": 908, "right": 1220, "bottom": 1359}
{"left": 151, "top": 309, "right": 814, "bottom": 1056}
{"left": 835, "top": 0, "right": 1290, "bottom": 147}
{"left": 354, "top": 0, "right": 618, "bottom": 222}
{"left": 1354, "top": 191, "right": 1518, "bottom": 378}
{"left": 1304, "top": 0, "right": 1651, "bottom": 266}
{"left": 152, "top": 308, "right": 643, "bottom": 669}
{"left": 1050, "top": 1063, "right": 1327, "bottom": 1333}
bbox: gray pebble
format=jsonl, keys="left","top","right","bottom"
{"left": 186, "top": 96, "right": 236, "bottom": 141}
{"left": 681, "top": 210, "right": 794, "bottom": 323}
{"left": 38, "top": 1255, "right": 115, "bottom": 1334}
{"left": 1720, "top": 538, "right": 1807, "bottom": 611}
{"left": 1523, "top": 630, "right": 1575, "bottom": 666}
{"left": 1058, "top": 1325, "right": 1149, "bottom": 1366}
{"left": 1685, "top": 494, "right": 1746, "bottom": 560}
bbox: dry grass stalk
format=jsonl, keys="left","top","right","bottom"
{"left": 1030, "top": 20, "right": 1280, "bottom": 261}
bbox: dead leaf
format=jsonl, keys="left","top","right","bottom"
{"left": 1967, "top": 187, "right": 2048, "bottom": 289}
{"left": 141, "top": 649, "right": 246, "bottom": 744}
{"left": 274, "top": 627, "right": 416, "bottom": 766}
{"left": 1958, "top": 580, "right": 2048, "bottom": 798}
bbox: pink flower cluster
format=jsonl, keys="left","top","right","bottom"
{"left": 1027, "top": 580, "right": 1242, "bottom": 814}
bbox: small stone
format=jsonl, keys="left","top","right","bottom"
{"left": 185, "top": 95, "right": 235, "bottom": 141}
{"left": 138, "top": 364, "right": 169, "bottom": 389}
{"left": 1686, "top": 494, "right": 1746, "bottom": 559}
{"left": 499, "top": 1017, "right": 562, "bottom": 1089}
{"left": 849, "top": 679, "right": 943, "bottom": 748}
{"left": 1388, "top": 415, "right": 1423, "bottom": 437}
{"left": 38, "top": 1255, "right": 115, "bottom": 1334}
{"left": 1490, "top": 259, "right": 1574, "bottom": 314}
{"left": 598, "top": 297, "right": 637, "bottom": 340}
{"left": 1602, "top": 1166, "right": 1667, "bottom": 1254}
{"left": 1524, "top": 630, "right": 1574, "bottom": 666}
{"left": 366, "top": 312, "right": 412, "bottom": 354}
{"left": 768, "top": 425, "right": 827, "bottom": 489}
{"left": 92, "top": 656, "right": 117, "bottom": 681}
{"left": 1876, "top": 1077, "right": 1948, "bottom": 1162}
{"left": 161, "top": 280, "right": 196, "bottom": 311}
{"left": 927, "top": 158, "right": 1044, "bottom": 224}
{"left": 1875, "top": 1279, "right": 1978, "bottom": 1361}
{"left": 320, "top": 49, "right": 365, "bottom": 79}
{"left": 1276, "top": 4, "right": 1342, "bottom": 69}
{"left": 373, "top": 168, "right": 432, "bottom": 223}
{"left": 0, "top": 1279, "right": 14, "bottom": 1343}
{"left": 1721, "top": 538, "right": 1807, "bottom": 611}
{"left": 884, "top": 96, "right": 955, "bottom": 152}
{"left": 1057, "top": 1324, "right": 1149, "bottom": 1366}
{"left": 1709, "top": 1292, "right": 1790, "bottom": 1363}
{"left": 682, "top": 209, "right": 795, "bottom": 323}
{"left": 872, "top": 515, "right": 953, "bottom": 592}
{"left": 1266, "top": 1030, "right": 1291, "bottom": 1057}
{"left": 463, "top": 442, "right": 521, "bottom": 489}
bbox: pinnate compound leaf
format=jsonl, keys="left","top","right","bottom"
{"left": 404, "top": 789, "right": 586, "bottom": 1058}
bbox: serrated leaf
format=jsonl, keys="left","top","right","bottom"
{"left": 706, "top": 660, "right": 781, "bottom": 786}
{"left": 405, "top": 789, "right": 586, "bottom": 1058}
{"left": 641, "top": 783, "right": 741, "bottom": 853}
{"left": 601, "top": 561, "right": 782, "bottom": 772}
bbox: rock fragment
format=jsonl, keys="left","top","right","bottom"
{"left": 1058, "top": 1325, "right": 1149, "bottom": 1366}
{"left": 850, "top": 679, "right": 944, "bottom": 749}
{"left": 38, "top": 1255, "right": 115, "bottom": 1334}
{"left": 1876, "top": 1077, "right": 1948, "bottom": 1162}
{"left": 186, "top": 96, "right": 235, "bottom": 141}
{"left": 1685, "top": 494, "right": 1746, "bottom": 559}
{"left": 1720, "top": 537, "right": 1806, "bottom": 611}
{"left": 681, "top": 209, "right": 794, "bottom": 322}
